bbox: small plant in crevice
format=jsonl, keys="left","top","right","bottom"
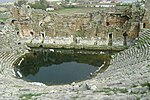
{"left": 146, "top": 65, "right": 150, "bottom": 68}
{"left": 141, "top": 82, "right": 150, "bottom": 88}
{"left": 75, "top": 30, "right": 85, "bottom": 37}
{"left": 19, "top": 93, "right": 47, "bottom": 100}
{"left": 131, "top": 84, "right": 138, "bottom": 88}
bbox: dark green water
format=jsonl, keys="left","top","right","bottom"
{"left": 15, "top": 49, "right": 113, "bottom": 85}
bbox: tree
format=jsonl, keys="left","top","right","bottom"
{"left": 14, "top": 0, "right": 27, "bottom": 7}
{"left": 29, "top": 0, "right": 49, "bottom": 10}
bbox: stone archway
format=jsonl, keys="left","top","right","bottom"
{"left": 123, "top": 32, "right": 128, "bottom": 46}
{"left": 108, "top": 33, "right": 112, "bottom": 46}
{"left": 143, "top": 23, "right": 146, "bottom": 28}
{"left": 106, "top": 22, "right": 110, "bottom": 26}
{"left": 30, "top": 31, "right": 34, "bottom": 36}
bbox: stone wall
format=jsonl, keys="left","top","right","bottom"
{"left": 10, "top": 4, "right": 145, "bottom": 47}
{"left": 0, "top": 23, "right": 150, "bottom": 100}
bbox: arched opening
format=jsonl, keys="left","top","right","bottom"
{"left": 17, "top": 31, "right": 19, "bottom": 35}
{"left": 89, "top": 13, "right": 93, "bottom": 21}
{"left": 95, "top": 25, "right": 99, "bottom": 36}
{"left": 106, "top": 22, "right": 110, "bottom": 26}
{"left": 33, "top": 52, "right": 37, "bottom": 56}
{"left": 11, "top": 20, "right": 16, "bottom": 24}
{"left": 0, "top": 21, "right": 5, "bottom": 25}
{"left": 123, "top": 32, "right": 128, "bottom": 46}
{"left": 18, "top": 42, "right": 21, "bottom": 45}
{"left": 39, "top": 45, "right": 43, "bottom": 48}
{"left": 27, "top": 6, "right": 30, "bottom": 9}
{"left": 30, "top": 31, "right": 34, "bottom": 36}
{"left": 44, "top": 51, "right": 47, "bottom": 55}
{"left": 40, "top": 23, "right": 43, "bottom": 26}
{"left": 108, "top": 33, "right": 112, "bottom": 46}
{"left": 42, "top": 33, "right": 45, "bottom": 38}
{"left": 143, "top": 23, "right": 146, "bottom": 28}
{"left": 40, "top": 32, "right": 45, "bottom": 38}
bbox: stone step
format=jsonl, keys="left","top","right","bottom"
{"left": 3, "top": 54, "right": 15, "bottom": 67}
{"left": 0, "top": 52, "right": 7, "bottom": 57}
{"left": 1, "top": 53, "right": 13, "bottom": 63}
{"left": 4, "top": 54, "right": 14, "bottom": 62}
{"left": 0, "top": 53, "right": 10, "bottom": 63}
{"left": 1, "top": 54, "right": 22, "bottom": 73}
{"left": 112, "top": 47, "right": 148, "bottom": 67}
{"left": 9, "top": 55, "right": 21, "bottom": 67}
{"left": 1, "top": 55, "right": 14, "bottom": 69}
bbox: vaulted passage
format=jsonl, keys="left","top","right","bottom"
{"left": 14, "top": 49, "right": 114, "bottom": 85}
{"left": 108, "top": 33, "right": 113, "bottom": 46}
{"left": 143, "top": 23, "right": 146, "bottom": 28}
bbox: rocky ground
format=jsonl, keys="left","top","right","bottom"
{"left": 0, "top": 23, "right": 150, "bottom": 100}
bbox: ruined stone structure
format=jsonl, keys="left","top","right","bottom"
{"left": 0, "top": 0, "right": 150, "bottom": 99}
{"left": 0, "top": 23, "right": 150, "bottom": 99}
{"left": 142, "top": 0, "right": 150, "bottom": 29}
{"left": 10, "top": 3, "right": 145, "bottom": 47}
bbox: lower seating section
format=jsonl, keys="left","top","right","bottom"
{"left": 0, "top": 26, "right": 26, "bottom": 75}
{"left": 111, "top": 29, "right": 150, "bottom": 69}
{"left": 0, "top": 51, "right": 24, "bottom": 74}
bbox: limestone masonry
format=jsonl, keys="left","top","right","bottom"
{"left": 0, "top": 0, "right": 150, "bottom": 99}
{"left": 10, "top": 2, "right": 146, "bottom": 48}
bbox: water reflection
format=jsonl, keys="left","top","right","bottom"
{"left": 15, "top": 49, "right": 112, "bottom": 85}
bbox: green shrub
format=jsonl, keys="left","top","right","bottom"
{"left": 14, "top": 0, "right": 27, "bottom": 7}
{"left": 75, "top": 30, "right": 85, "bottom": 37}
{"left": 29, "top": 0, "right": 49, "bottom": 10}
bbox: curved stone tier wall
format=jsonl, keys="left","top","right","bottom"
{"left": 107, "top": 29, "right": 150, "bottom": 72}
{"left": 0, "top": 23, "right": 150, "bottom": 99}
{"left": 111, "top": 29, "right": 150, "bottom": 66}
{"left": 0, "top": 51, "right": 25, "bottom": 75}
{"left": 98, "top": 29, "right": 150, "bottom": 89}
